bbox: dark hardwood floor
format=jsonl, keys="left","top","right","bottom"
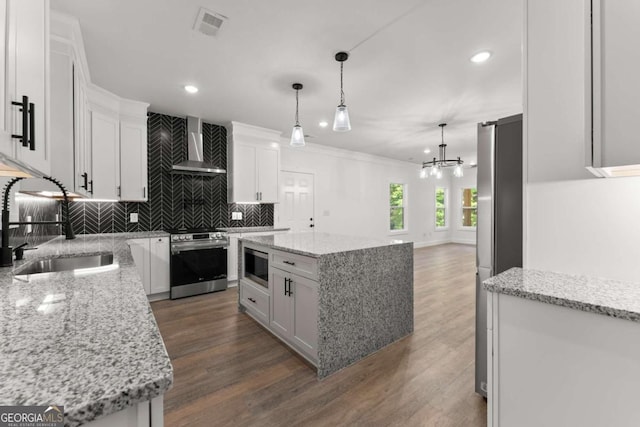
{"left": 151, "top": 243, "right": 486, "bottom": 426}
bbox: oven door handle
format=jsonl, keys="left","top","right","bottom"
{"left": 171, "top": 242, "right": 229, "bottom": 254}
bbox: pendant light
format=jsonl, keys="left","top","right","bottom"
{"left": 333, "top": 51, "right": 351, "bottom": 132}
{"left": 290, "top": 83, "right": 305, "bottom": 147}
{"left": 421, "top": 123, "right": 464, "bottom": 179}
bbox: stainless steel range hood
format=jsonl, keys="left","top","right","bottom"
{"left": 171, "top": 116, "right": 226, "bottom": 175}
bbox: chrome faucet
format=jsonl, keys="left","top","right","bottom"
{"left": 1, "top": 176, "right": 75, "bottom": 267}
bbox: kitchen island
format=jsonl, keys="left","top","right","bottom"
{"left": 238, "top": 232, "right": 414, "bottom": 378}
{"left": 0, "top": 233, "right": 173, "bottom": 427}
{"left": 484, "top": 268, "right": 640, "bottom": 427}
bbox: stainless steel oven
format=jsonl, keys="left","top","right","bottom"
{"left": 169, "top": 230, "right": 228, "bottom": 299}
{"left": 244, "top": 247, "right": 268, "bottom": 288}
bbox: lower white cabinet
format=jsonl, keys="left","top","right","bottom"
{"left": 239, "top": 278, "right": 269, "bottom": 325}
{"left": 270, "top": 266, "right": 318, "bottom": 361}
{"left": 128, "top": 237, "right": 170, "bottom": 299}
{"left": 149, "top": 237, "right": 170, "bottom": 295}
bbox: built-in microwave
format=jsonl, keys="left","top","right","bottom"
{"left": 244, "top": 247, "right": 268, "bottom": 288}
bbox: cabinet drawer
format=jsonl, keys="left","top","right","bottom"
{"left": 272, "top": 250, "right": 318, "bottom": 280}
{"left": 240, "top": 279, "right": 269, "bottom": 325}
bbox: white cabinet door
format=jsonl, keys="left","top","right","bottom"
{"left": 291, "top": 273, "right": 318, "bottom": 359}
{"left": 270, "top": 267, "right": 292, "bottom": 338}
{"left": 90, "top": 110, "right": 119, "bottom": 199}
{"left": 4, "top": 0, "right": 49, "bottom": 173}
{"left": 233, "top": 144, "right": 257, "bottom": 202}
{"left": 149, "top": 237, "right": 170, "bottom": 294}
{"left": 256, "top": 147, "right": 279, "bottom": 202}
{"left": 128, "top": 239, "right": 150, "bottom": 294}
{"left": 120, "top": 119, "right": 147, "bottom": 201}
{"left": 590, "top": 0, "right": 640, "bottom": 173}
{"left": 73, "top": 66, "right": 91, "bottom": 196}
{"left": 227, "top": 236, "right": 239, "bottom": 282}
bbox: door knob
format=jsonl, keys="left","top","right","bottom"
{"left": 310, "top": 224, "right": 314, "bottom": 228}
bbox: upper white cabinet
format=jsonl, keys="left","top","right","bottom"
{"left": 588, "top": 0, "right": 640, "bottom": 177}
{"left": 0, "top": 0, "right": 50, "bottom": 174}
{"left": 49, "top": 12, "right": 148, "bottom": 200}
{"left": 227, "top": 121, "right": 281, "bottom": 203}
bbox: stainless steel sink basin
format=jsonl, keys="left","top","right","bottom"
{"left": 14, "top": 253, "right": 114, "bottom": 277}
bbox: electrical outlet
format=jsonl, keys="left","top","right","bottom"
{"left": 130, "top": 213, "right": 139, "bottom": 223}
{"left": 232, "top": 211, "right": 242, "bottom": 220}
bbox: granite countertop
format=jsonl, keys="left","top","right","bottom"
{"left": 218, "top": 226, "right": 290, "bottom": 234}
{"left": 240, "top": 232, "right": 410, "bottom": 258}
{"left": 484, "top": 267, "right": 640, "bottom": 323}
{"left": 0, "top": 231, "right": 172, "bottom": 427}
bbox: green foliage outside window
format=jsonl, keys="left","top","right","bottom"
{"left": 436, "top": 188, "right": 446, "bottom": 228}
{"left": 462, "top": 188, "right": 477, "bottom": 227}
{"left": 390, "top": 183, "right": 405, "bottom": 230}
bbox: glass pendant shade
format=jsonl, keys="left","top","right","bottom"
{"left": 290, "top": 124, "right": 305, "bottom": 147}
{"left": 333, "top": 105, "right": 351, "bottom": 132}
{"left": 453, "top": 164, "right": 464, "bottom": 178}
{"left": 436, "top": 169, "right": 443, "bottom": 179}
{"left": 420, "top": 168, "right": 427, "bottom": 179}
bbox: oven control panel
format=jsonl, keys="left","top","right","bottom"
{"left": 171, "top": 232, "right": 226, "bottom": 242}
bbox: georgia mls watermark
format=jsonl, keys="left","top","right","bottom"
{"left": 0, "top": 406, "right": 64, "bottom": 427}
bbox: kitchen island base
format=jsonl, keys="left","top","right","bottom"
{"left": 238, "top": 233, "right": 414, "bottom": 379}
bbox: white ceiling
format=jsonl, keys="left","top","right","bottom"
{"left": 51, "top": 0, "right": 522, "bottom": 165}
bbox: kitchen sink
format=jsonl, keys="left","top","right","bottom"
{"left": 14, "top": 253, "right": 115, "bottom": 277}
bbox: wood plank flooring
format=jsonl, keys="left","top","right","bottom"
{"left": 151, "top": 243, "right": 486, "bottom": 426}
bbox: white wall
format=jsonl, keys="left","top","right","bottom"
{"left": 524, "top": 0, "right": 640, "bottom": 282}
{"left": 450, "top": 168, "right": 478, "bottom": 245}
{"left": 277, "top": 142, "right": 461, "bottom": 246}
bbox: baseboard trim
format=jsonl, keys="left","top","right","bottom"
{"left": 413, "top": 239, "right": 476, "bottom": 248}
{"left": 451, "top": 238, "right": 476, "bottom": 246}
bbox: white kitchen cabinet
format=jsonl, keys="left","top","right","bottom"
{"left": 119, "top": 119, "right": 148, "bottom": 201}
{"left": 239, "top": 278, "right": 269, "bottom": 326}
{"left": 128, "top": 237, "right": 170, "bottom": 299}
{"left": 128, "top": 238, "right": 150, "bottom": 294}
{"left": 149, "top": 237, "right": 169, "bottom": 295}
{"left": 227, "top": 121, "right": 281, "bottom": 203}
{"left": 270, "top": 266, "right": 319, "bottom": 361}
{"left": 90, "top": 110, "right": 119, "bottom": 199}
{"left": 0, "top": 0, "right": 50, "bottom": 174}
{"left": 587, "top": 0, "right": 640, "bottom": 177}
{"left": 227, "top": 236, "right": 239, "bottom": 281}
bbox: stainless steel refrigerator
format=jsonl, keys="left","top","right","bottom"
{"left": 475, "top": 114, "right": 523, "bottom": 397}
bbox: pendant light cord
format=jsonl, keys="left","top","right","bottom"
{"left": 340, "top": 62, "right": 345, "bottom": 106}
{"left": 295, "top": 88, "right": 300, "bottom": 126}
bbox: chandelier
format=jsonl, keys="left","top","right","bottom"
{"left": 421, "top": 123, "right": 463, "bottom": 179}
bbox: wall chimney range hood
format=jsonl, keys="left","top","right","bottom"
{"left": 171, "top": 116, "right": 226, "bottom": 175}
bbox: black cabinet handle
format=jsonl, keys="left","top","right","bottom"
{"left": 11, "top": 96, "right": 29, "bottom": 147}
{"left": 283, "top": 260, "right": 295, "bottom": 266}
{"left": 80, "top": 172, "right": 88, "bottom": 190}
{"left": 28, "top": 102, "right": 35, "bottom": 151}
{"left": 143, "top": 186, "right": 146, "bottom": 199}
{"left": 88, "top": 180, "right": 93, "bottom": 194}
{"left": 248, "top": 297, "right": 256, "bottom": 303}
{"left": 310, "top": 224, "right": 314, "bottom": 228}
{"left": 284, "top": 277, "right": 288, "bottom": 296}
{"left": 117, "top": 186, "right": 121, "bottom": 197}
{"left": 284, "top": 278, "right": 293, "bottom": 296}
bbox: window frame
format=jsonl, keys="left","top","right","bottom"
{"left": 435, "top": 187, "right": 448, "bottom": 230}
{"left": 389, "top": 182, "right": 408, "bottom": 234}
{"left": 460, "top": 187, "right": 478, "bottom": 230}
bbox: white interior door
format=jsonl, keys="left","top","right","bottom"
{"left": 280, "top": 171, "right": 314, "bottom": 232}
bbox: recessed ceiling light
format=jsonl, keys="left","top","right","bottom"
{"left": 319, "top": 121, "right": 329, "bottom": 128}
{"left": 470, "top": 51, "right": 492, "bottom": 63}
{"left": 423, "top": 148, "right": 431, "bottom": 154}
{"left": 184, "top": 85, "right": 199, "bottom": 94}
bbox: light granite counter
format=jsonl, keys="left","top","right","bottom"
{"left": 0, "top": 232, "right": 172, "bottom": 427}
{"left": 483, "top": 267, "right": 640, "bottom": 323}
{"left": 217, "top": 226, "right": 290, "bottom": 234}
{"left": 239, "top": 232, "right": 414, "bottom": 378}
{"left": 240, "top": 231, "right": 407, "bottom": 258}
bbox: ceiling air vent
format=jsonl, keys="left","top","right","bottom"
{"left": 193, "top": 7, "right": 227, "bottom": 37}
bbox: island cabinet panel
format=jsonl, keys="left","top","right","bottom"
{"left": 240, "top": 278, "right": 269, "bottom": 326}
{"left": 272, "top": 249, "right": 318, "bottom": 281}
{"left": 270, "top": 266, "right": 318, "bottom": 361}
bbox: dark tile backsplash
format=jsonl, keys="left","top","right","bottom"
{"left": 67, "top": 112, "right": 274, "bottom": 234}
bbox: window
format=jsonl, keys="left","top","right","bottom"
{"left": 389, "top": 183, "right": 405, "bottom": 231}
{"left": 435, "top": 187, "right": 447, "bottom": 228}
{"left": 461, "top": 187, "right": 478, "bottom": 228}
